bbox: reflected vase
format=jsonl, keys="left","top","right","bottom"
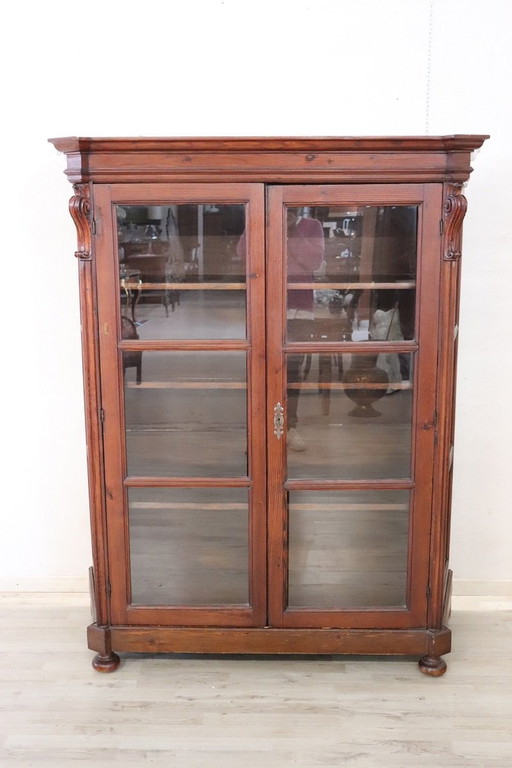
{"left": 343, "top": 355, "right": 388, "bottom": 417}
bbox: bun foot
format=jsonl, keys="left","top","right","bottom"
{"left": 418, "top": 655, "right": 447, "bottom": 677}
{"left": 92, "top": 652, "right": 120, "bottom": 673}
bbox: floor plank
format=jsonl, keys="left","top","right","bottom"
{"left": 0, "top": 594, "right": 511, "bottom": 767}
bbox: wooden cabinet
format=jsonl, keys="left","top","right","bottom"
{"left": 50, "top": 135, "right": 488, "bottom": 675}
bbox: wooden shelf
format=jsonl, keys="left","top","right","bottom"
{"left": 121, "top": 281, "right": 245, "bottom": 290}
{"left": 125, "top": 381, "right": 247, "bottom": 389}
{"left": 130, "top": 501, "right": 408, "bottom": 512}
{"left": 290, "top": 281, "right": 416, "bottom": 290}
{"left": 125, "top": 381, "right": 411, "bottom": 391}
{"left": 289, "top": 381, "right": 412, "bottom": 390}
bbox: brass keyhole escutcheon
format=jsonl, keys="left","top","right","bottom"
{"left": 273, "top": 402, "right": 284, "bottom": 439}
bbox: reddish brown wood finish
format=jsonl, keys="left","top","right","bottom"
{"left": 50, "top": 136, "right": 488, "bottom": 673}
{"left": 93, "top": 182, "right": 267, "bottom": 629}
{"left": 49, "top": 136, "right": 488, "bottom": 185}
{"left": 418, "top": 655, "right": 448, "bottom": 677}
{"left": 265, "top": 183, "right": 443, "bottom": 633}
{"left": 72, "top": 184, "right": 111, "bottom": 630}
{"left": 105, "top": 624, "right": 451, "bottom": 656}
{"left": 428, "top": 182, "right": 470, "bottom": 630}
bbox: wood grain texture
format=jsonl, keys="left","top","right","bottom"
{"left": 51, "top": 136, "right": 489, "bottom": 670}
{"left": 49, "top": 136, "right": 489, "bottom": 184}
{"left": 106, "top": 625, "right": 450, "bottom": 656}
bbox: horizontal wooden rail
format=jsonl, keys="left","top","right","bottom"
{"left": 124, "top": 476, "right": 252, "bottom": 487}
{"left": 119, "top": 339, "right": 249, "bottom": 351}
{"left": 284, "top": 341, "right": 418, "bottom": 353}
{"left": 285, "top": 479, "right": 414, "bottom": 491}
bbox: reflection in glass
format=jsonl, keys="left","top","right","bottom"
{"left": 123, "top": 351, "right": 247, "bottom": 477}
{"left": 129, "top": 487, "right": 249, "bottom": 605}
{"left": 287, "top": 353, "right": 414, "bottom": 480}
{"left": 286, "top": 207, "right": 325, "bottom": 343}
{"left": 288, "top": 490, "right": 410, "bottom": 608}
{"left": 286, "top": 205, "right": 417, "bottom": 343}
{"left": 117, "top": 204, "right": 246, "bottom": 339}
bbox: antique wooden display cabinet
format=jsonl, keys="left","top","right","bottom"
{"left": 50, "top": 135, "right": 487, "bottom": 675}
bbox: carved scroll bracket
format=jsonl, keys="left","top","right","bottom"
{"left": 443, "top": 183, "right": 467, "bottom": 262}
{"left": 70, "top": 183, "right": 93, "bottom": 261}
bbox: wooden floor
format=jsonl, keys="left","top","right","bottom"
{"left": 1, "top": 594, "right": 511, "bottom": 766}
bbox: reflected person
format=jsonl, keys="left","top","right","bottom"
{"left": 236, "top": 208, "right": 324, "bottom": 451}
{"left": 370, "top": 293, "right": 404, "bottom": 394}
{"left": 286, "top": 207, "right": 325, "bottom": 450}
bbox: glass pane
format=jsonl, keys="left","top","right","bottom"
{"left": 287, "top": 352, "right": 413, "bottom": 479}
{"left": 286, "top": 205, "right": 417, "bottom": 342}
{"left": 124, "top": 351, "right": 247, "bottom": 477}
{"left": 288, "top": 490, "right": 410, "bottom": 608}
{"left": 129, "top": 487, "right": 249, "bottom": 605}
{"left": 117, "top": 204, "right": 246, "bottom": 339}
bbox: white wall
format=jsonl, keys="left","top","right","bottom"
{"left": 1, "top": 0, "right": 510, "bottom": 592}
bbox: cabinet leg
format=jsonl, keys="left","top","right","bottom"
{"left": 92, "top": 652, "right": 120, "bottom": 673}
{"left": 418, "top": 655, "right": 447, "bottom": 677}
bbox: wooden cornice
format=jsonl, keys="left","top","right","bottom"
{"left": 49, "top": 135, "right": 489, "bottom": 185}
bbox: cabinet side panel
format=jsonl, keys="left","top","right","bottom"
{"left": 73, "top": 184, "right": 110, "bottom": 627}
{"left": 428, "top": 183, "right": 467, "bottom": 628}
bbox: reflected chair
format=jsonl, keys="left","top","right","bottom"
{"left": 121, "top": 315, "right": 142, "bottom": 384}
{"left": 122, "top": 241, "right": 180, "bottom": 318}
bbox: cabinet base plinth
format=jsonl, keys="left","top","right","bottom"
{"left": 86, "top": 623, "right": 451, "bottom": 673}
{"left": 418, "top": 654, "right": 448, "bottom": 676}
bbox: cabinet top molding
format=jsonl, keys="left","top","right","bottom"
{"left": 49, "top": 135, "right": 489, "bottom": 185}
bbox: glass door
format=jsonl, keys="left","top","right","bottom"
{"left": 94, "top": 183, "right": 266, "bottom": 627}
{"left": 266, "top": 184, "right": 442, "bottom": 629}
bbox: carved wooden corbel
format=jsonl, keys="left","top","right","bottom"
{"left": 443, "top": 184, "right": 467, "bottom": 262}
{"left": 70, "top": 183, "right": 92, "bottom": 260}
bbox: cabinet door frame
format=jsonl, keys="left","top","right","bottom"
{"left": 266, "top": 183, "right": 443, "bottom": 629}
{"left": 93, "top": 182, "right": 267, "bottom": 627}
